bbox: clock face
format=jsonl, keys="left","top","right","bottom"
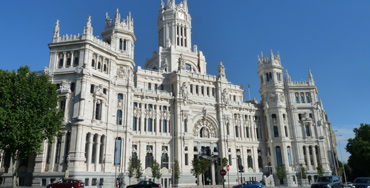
{"left": 178, "top": 12, "right": 185, "bottom": 20}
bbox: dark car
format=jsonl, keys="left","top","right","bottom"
{"left": 126, "top": 181, "right": 161, "bottom": 188}
{"left": 352, "top": 177, "right": 370, "bottom": 188}
{"left": 47, "top": 179, "right": 85, "bottom": 188}
{"left": 311, "top": 175, "right": 341, "bottom": 188}
{"left": 233, "top": 181, "right": 263, "bottom": 188}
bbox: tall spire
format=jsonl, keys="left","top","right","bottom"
{"left": 308, "top": 69, "right": 315, "bottom": 85}
{"left": 53, "top": 20, "right": 60, "bottom": 38}
{"left": 285, "top": 69, "right": 291, "bottom": 83}
{"left": 115, "top": 9, "right": 121, "bottom": 24}
{"left": 83, "top": 16, "right": 93, "bottom": 35}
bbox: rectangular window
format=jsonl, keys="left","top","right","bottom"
{"left": 118, "top": 94, "right": 123, "bottom": 100}
{"left": 256, "top": 128, "right": 259, "bottom": 139}
{"left": 229, "top": 155, "right": 232, "bottom": 165}
{"left": 133, "top": 117, "right": 137, "bottom": 131}
{"left": 148, "top": 118, "right": 152, "bottom": 132}
{"left": 305, "top": 125, "right": 311, "bottom": 136}
{"left": 273, "top": 126, "right": 279, "bottom": 137}
{"left": 95, "top": 101, "right": 102, "bottom": 120}
{"left": 66, "top": 57, "right": 71, "bottom": 67}
{"left": 90, "top": 84, "right": 95, "bottom": 93}
{"left": 59, "top": 58, "right": 64, "bottom": 68}
{"left": 116, "top": 110, "right": 122, "bottom": 125}
{"left": 287, "top": 147, "right": 292, "bottom": 166}
{"left": 246, "top": 127, "right": 249, "bottom": 138}
{"left": 235, "top": 126, "right": 239, "bottom": 137}
{"left": 60, "top": 99, "right": 66, "bottom": 111}
{"left": 148, "top": 83, "right": 152, "bottom": 90}
{"left": 163, "top": 120, "right": 167, "bottom": 133}
{"left": 284, "top": 126, "right": 288, "bottom": 137}
{"left": 185, "top": 154, "right": 188, "bottom": 165}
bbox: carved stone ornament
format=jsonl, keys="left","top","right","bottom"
{"left": 193, "top": 117, "right": 217, "bottom": 138}
{"left": 181, "top": 82, "right": 189, "bottom": 100}
{"left": 117, "top": 66, "right": 128, "bottom": 78}
{"left": 162, "top": 147, "right": 168, "bottom": 154}
{"left": 279, "top": 93, "right": 285, "bottom": 102}
{"left": 222, "top": 89, "right": 229, "bottom": 103}
{"left": 269, "top": 93, "right": 276, "bottom": 102}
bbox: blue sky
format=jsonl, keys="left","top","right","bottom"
{"left": 1, "top": 0, "right": 369, "bottom": 162}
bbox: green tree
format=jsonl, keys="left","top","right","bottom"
{"left": 0, "top": 66, "right": 63, "bottom": 187}
{"left": 200, "top": 160, "right": 211, "bottom": 186}
{"left": 300, "top": 164, "right": 307, "bottom": 179}
{"left": 174, "top": 160, "right": 180, "bottom": 184}
{"left": 135, "top": 159, "right": 143, "bottom": 179}
{"left": 127, "top": 157, "right": 135, "bottom": 184}
{"left": 151, "top": 160, "right": 162, "bottom": 183}
{"left": 316, "top": 164, "right": 324, "bottom": 176}
{"left": 276, "top": 164, "right": 286, "bottom": 185}
{"left": 191, "top": 158, "right": 202, "bottom": 185}
{"left": 346, "top": 123, "right": 370, "bottom": 178}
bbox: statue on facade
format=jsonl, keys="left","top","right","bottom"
{"left": 181, "top": 82, "right": 188, "bottom": 100}
{"left": 222, "top": 89, "right": 229, "bottom": 103}
{"left": 218, "top": 61, "right": 225, "bottom": 78}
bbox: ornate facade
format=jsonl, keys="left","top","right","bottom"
{"left": 0, "top": 0, "right": 337, "bottom": 187}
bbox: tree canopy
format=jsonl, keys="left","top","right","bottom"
{"left": 0, "top": 66, "right": 63, "bottom": 160}
{"left": 346, "top": 123, "right": 370, "bottom": 178}
{"left": 151, "top": 160, "right": 162, "bottom": 183}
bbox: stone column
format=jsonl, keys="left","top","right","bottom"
{"left": 87, "top": 135, "right": 93, "bottom": 171}
{"left": 95, "top": 135, "right": 101, "bottom": 171}
{"left": 252, "top": 147, "right": 259, "bottom": 172}
{"left": 48, "top": 138, "right": 57, "bottom": 172}
{"left": 312, "top": 146, "right": 318, "bottom": 169}
{"left": 58, "top": 133, "right": 66, "bottom": 172}
{"left": 304, "top": 146, "right": 311, "bottom": 170}
{"left": 211, "top": 162, "right": 216, "bottom": 185}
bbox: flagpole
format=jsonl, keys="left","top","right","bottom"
{"left": 248, "top": 83, "right": 251, "bottom": 100}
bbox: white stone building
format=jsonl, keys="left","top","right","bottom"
{"left": 0, "top": 0, "right": 338, "bottom": 187}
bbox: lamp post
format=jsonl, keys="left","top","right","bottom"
{"left": 336, "top": 135, "right": 347, "bottom": 186}
{"left": 329, "top": 128, "right": 338, "bottom": 176}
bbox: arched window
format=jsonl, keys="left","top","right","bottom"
{"left": 98, "top": 62, "right": 101, "bottom": 70}
{"left": 123, "top": 39, "right": 127, "bottom": 50}
{"left": 119, "top": 39, "right": 123, "bottom": 50}
{"left": 161, "top": 146, "right": 168, "bottom": 168}
{"left": 118, "top": 93, "right": 123, "bottom": 100}
{"left": 85, "top": 133, "right": 90, "bottom": 163}
{"left": 185, "top": 64, "right": 191, "bottom": 71}
{"left": 276, "top": 146, "right": 282, "bottom": 165}
{"left": 99, "top": 135, "right": 105, "bottom": 164}
{"left": 103, "top": 64, "right": 107, "bottom": 72}
{"left": 114, "top": 138, "right": 122, "bottom": 165}
{"left": 91, "top": 134, "right": 98, "bottom": 163}
{"left": 287, "top": 146, "right": 292, "bottom": 166}
{"left": 91, "top": 59, "right": 95, "bottom": 67}
{"left": 145, "top": 145, "right": 153, "bottom": 168}
{"left": 306, "top": 93, "right": 311, "bottom": 103}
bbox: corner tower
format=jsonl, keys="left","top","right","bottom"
{"left": 101, "top": 9, "right": 136, "bottom": 61}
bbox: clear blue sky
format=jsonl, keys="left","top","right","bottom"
{"left": 1, "top": 0, "right": 369, "bottom": 162}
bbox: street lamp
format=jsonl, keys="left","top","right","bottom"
{"left": 336, "top": 135, "right": 348, "bottom": 186}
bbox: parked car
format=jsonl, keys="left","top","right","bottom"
{"left": 311, "top": 175, "right": 341, "bottom": 188}
{"left": 352, "top": 177, "right": 370, "bottom": 188}
{"left": 233, "top": 181, "right": 263, "bottom": 188}
{"left": 126, "top": 181, "right": 161, "bottom": 188}
{"left": 47, "top": 179, "right": 85, "bottom": 188}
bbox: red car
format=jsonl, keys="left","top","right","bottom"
{"left": 47, "top": 179, "right": 85, "bottom": 188}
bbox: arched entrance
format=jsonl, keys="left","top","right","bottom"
{"left": 192, "top": 115, "right": 220, "bottom": 185}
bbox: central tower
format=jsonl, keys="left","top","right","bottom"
{"left": 144, "top": 0, "right": 206, "bottom": 74}
{"left": 158, "top": 0, "right": 191, "bottom": 50}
